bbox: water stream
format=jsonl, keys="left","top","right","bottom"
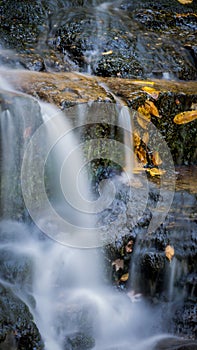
{"left": 0, "top": 0, "right": 196, "bottom": 349}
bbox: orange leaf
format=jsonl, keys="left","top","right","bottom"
{"left": 142, "top": 86, "right": 160, "bottom": 99}
{"left": 133, "top": 131, "right": 141, "bottom": 148}
{"left": 177, "top": 0, "right": 193, "bottom": 4}
{"left": 120, "top": 273, "right": 129, "bottom": 282}
{"left": 173, "top": 110, "right": 197, "bottom": 124}
{"left": 145, "top": 100, "right": 160, "bottom": 117}
{"left": 165, "top": 245, "right": 175, "bottom": 261}
{"left": 136, "top": 146, "right": 147, "bottom": 164}
{"left": 147, "top": 168, "right": 166, "bottom": 176}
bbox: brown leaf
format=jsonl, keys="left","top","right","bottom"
{"left": 165, "top": 245, "right": 175, "bottom": 261}
{"left": 145, "top": 100, "right": 160, "bottom": 117}
{"left": 112, "top": 259, "right": 124, "bottom": 271}
{"left": 142, "top": 131, "right": 149, "bottom": 145}
{"left": 152, "top": 151, "right": 162, "bottom": 166}
{"left": 120, "top": 273, "right": 129, "bottom": 282}
{"left": 173, "top": 110, "right": 197, "bottom": 124}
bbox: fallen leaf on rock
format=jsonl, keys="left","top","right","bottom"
{"left": 173, "top": 110, "right": 197, "bottom": 124}
{"left": 132, "top": 80, "right": 155, "bottom": 85}
{"left": 112, "top": 259, "right": 124, "bottom": 271}
{"left": 147, "top": 167, "right": 166, "bottom": 176}
{"left": 152, "top": 151, "right": 162, "bottom": 166}
{"left": 177, "top": 0, "right": 193, "bottom": 4}
{"left": 137, "top": 114, "right": 151, "bottom": 129}
{"left": 136, "top": 146, "right": 147, "bottom": 164}
{"left": 142, "top": 86, "right": 160, "bottom": 99}
{"left": 102, "top": 50, "right": 113, "bottom": 55}
{"left": 120, "top": 273, "right": 129, "bottom": 282}
{"left": 134, "top": 131, "right": 141, "bottom": 147}
{"left": 165, "top": 245, "right": 175, "bottom": 261}
{"left": 138, "top": 105, "right": 151, "bottom": 118}
{"left": 145, "top": 100, "right": 160, "bottom": 117}
{"left": 142, "top": 131, "right": 149, "bottom": 145}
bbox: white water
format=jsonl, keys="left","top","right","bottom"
{"left": 0, "top": 220, "right": 169, "bottom": 350}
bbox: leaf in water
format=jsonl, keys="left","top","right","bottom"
{"left": 142, "top": 86, "right": 160, "bottom": 99}
{"left": 102, "top": 50, "right": 113, "bottom": 55}
{"left": 173, "top": 110, "right": 197, "bottom": 124}
{"left": 142, "top": 131, "right": 149, "bottom": 145}
{"left": 177, "top": 0, "right": 193, "bottom": 4}
{"left": 147, "top": 167, "right": 166, "bottom": 176}
{"left": 145, "top": 100, "right": 160, "bottom": 117}
{"left": 165, "top": 245, "right": 175, "bottom": 261}
{"left": 112, "top": 259, "right": 124, "bottom": 271}
{"left": 120, "top": 273, "right": 129, "bottom": 282}
{"left": 152, "top": 151, "right": 162, "bottom": 166}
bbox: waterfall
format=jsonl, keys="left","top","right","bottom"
{"left": 0, "top": 81, "right": 174, "bottom": 350}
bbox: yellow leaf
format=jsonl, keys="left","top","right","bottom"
{"left": 102, "top": 50, "right": 113, "bottom": 55}
{"left": 132, "top": 80, "right": 155, "bottom": 85}
{"left": 165, "top": 245, "right": 175, "bottom": 261}
{"left": 120, "top": 273, "right": 129, "bottom": 282}
{"left": 152, "top": 151, "right": 162, "bottom": 166}
{"left": 177, "top": 0, "right": 193, "bottom": 4}
{"left": 142, "top": 86, "right": 160, "bottom": 99}
{"left": 138, "top": 104, "right": 151, "bottom": 118}
{"left": 147, "top": 168, "right": 166, "bottom": 176}
{"left": 133, "top": 131, "right": 141, "bottom": 148}
{"left": 173, "top": 110, "right": 197, "bottom": 124}
{"left": 142, "top": 131, "right": 149, "bottom": 145}
{"left": 136, "top": 146, "right": 147, "bottom": 164}
{"left": 145, "top": 100, "right": 160, "bottom": 117}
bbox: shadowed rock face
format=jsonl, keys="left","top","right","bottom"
{"left": 0, "top": 0, "right": 197, "bottom": 80}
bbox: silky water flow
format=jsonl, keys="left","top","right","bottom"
{"left": 0, "top": 74, "right": 182, "bottom": 350}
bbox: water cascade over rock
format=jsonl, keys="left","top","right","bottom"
{"left": 0, "top": 0, "right": 197, "bottom": 349}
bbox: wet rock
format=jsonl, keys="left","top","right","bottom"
{"left": 154, "top": 336, "right": 197, "bottom": 350}
{"left": 64, "top": 332, "right": 95, "bottom": 350}
{"left": 0, "top": 285, "right": 43, "bottom": 350}
{"left": 50, "top": 4, "right": 197, "bottom": 80}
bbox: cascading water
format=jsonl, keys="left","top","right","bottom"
{"left": 0, "top": 0, "right": 196, "bottom": 346}
{"left": 0, "top": 75, "right": 177, "bottom": 350}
